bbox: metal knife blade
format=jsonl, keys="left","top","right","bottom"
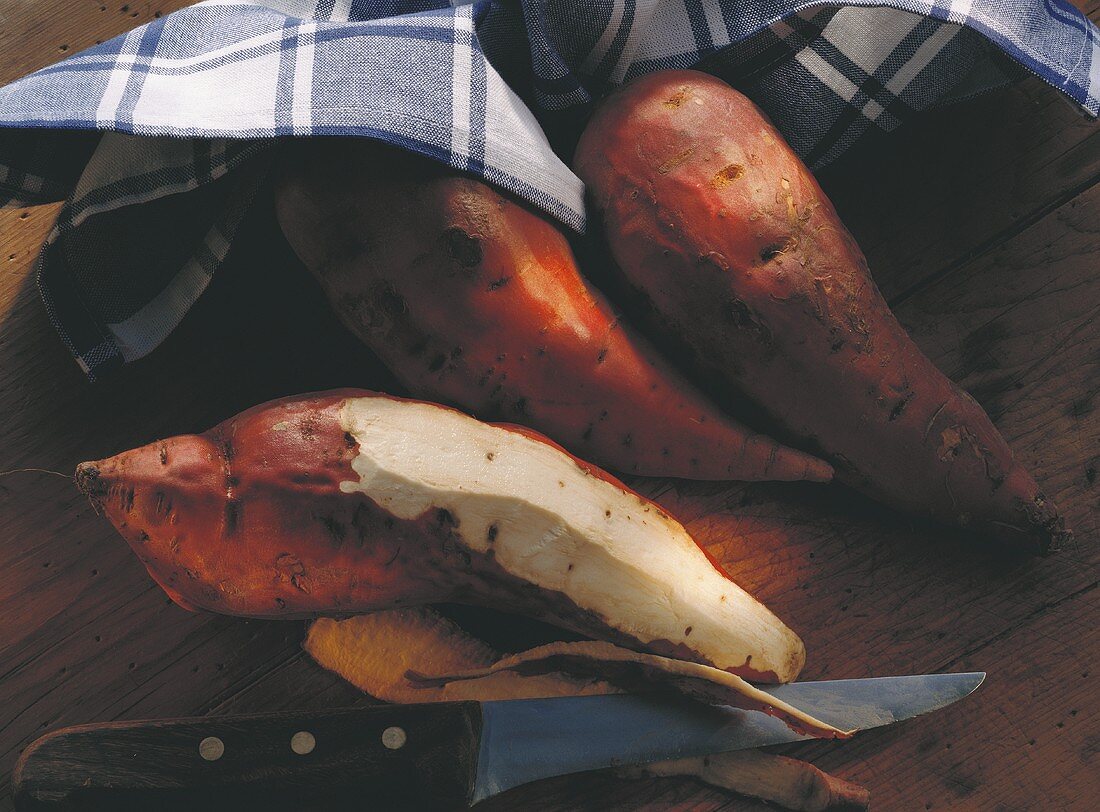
{"left": 472, "top": 671, "right": 985, "bottom": 802}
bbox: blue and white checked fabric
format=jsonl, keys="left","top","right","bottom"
{"left": 0, "top": 0, "right": 1096, "bottom": 379}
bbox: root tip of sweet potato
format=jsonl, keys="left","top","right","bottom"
{"left": 805, "top": 457, "right": 834, "bottom": 484}
{"left": 75, "top": 461, "right": 104, "bottom": 502}
{"left": 825, "top": 775, "right": 871, "bottom": 811}
{"left": 1035, "top": 501, "right": 1072, "bottom": 557}
{"left": 1041, "top": 524, "right": 1073, "bottom": 556}
{"left": 1013, "top": 491, "right": 1072, "bottom": 556}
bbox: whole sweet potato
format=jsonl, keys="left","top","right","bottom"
{"left": 77, "top": 390, "right": 806, "bottom": 683}
{"left": 575, "top": 70, "right": 1067, "bottom": 552}
{"left": 273, "top": 141, "right": 830, "bottom": 484}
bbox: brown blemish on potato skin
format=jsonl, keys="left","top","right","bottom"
{"left": 658, "top": 148, "right": 695, "bottom": 174}
{"left": 441, "top": 227, "right": 482, "bottom": 268}
{"left": 663, "top": 89, "right": 688, "bottom": 108}
{"left": 153, "top": 491, "right": 172, "bottom": 521}
{"left": 224, "top": 499, "right": 242, "bottom": 536}
{"left": 888, "top": 391, "right": 915, "bottom": 422}
{"left": 318, "top": 513, "right": 347, "bottom": 544}
{"left": 711, "top": 164, "right": 744, "bottom": 187}
{"left": 725, "top": 298, "right": 772, "bottom": 346}
{"left": 274, "top": 553, "right": 311, "bottom": 593}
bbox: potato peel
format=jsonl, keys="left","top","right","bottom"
{"left": 406, "top": 639, "right": 853, "bottom": 740}
{"left": 304, "top": 610, "right": 611, "bottom": 703}
{"left": 617, "top": 750, "right": 869, "bottom": 811}
{"left": 306, "top": 611, "right": 865, "bottom": 811}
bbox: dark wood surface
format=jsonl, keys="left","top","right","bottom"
{"left": 0, "top": 3, "right": 1096, "bottom": 810}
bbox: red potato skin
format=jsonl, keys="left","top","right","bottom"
{"left": 76, "top": 390, "right": 786, "bottom": 682}
{"left": 272, "top": 141, "right": 830, "bottom": 484}
{"left": 574, "top": 70, "right": 1068, "bottom": 552}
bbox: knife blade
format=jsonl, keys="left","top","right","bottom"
{"left": 475, "top": 671, "right": 984, "bottom": 801}
{"left": 13, "top": 672, "right": 983, "bottom": 811}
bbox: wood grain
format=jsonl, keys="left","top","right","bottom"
{"left": 0, "top": 2, "right": 1097, "bottom": 811}
{"left": 0, "top": 1, "right": 194, "bottom": 84}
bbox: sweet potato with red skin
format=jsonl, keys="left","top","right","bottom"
{"left": 272, "top": 141, "right": 830, "bottom": 484}
{"left": 77, "top": 389, "right": 806, "bottom": 683}
{"left": 574, "top": 70, "right": 1068, "bottom": 553}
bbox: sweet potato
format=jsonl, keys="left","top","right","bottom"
{"left": 77, "top": 389, "right": 805, "bottom": 682}
{"left": 273, "top": 140, "right": 830, "bottom": 484}
{"left": 574, "top": 70, "right": 1068, "bottom": 552}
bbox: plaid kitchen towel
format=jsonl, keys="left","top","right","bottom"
{"left": 0, "top": 1, "right": 1096, "bottom": 379}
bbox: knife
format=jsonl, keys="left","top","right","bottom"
{"left": 13, "top": 672, "right": 983, "bottom": 811}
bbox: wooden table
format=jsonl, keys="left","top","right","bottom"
{"left": 1, "top": 3, "right": 1096, "bottom": 810}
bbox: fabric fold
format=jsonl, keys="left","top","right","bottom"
{"left": 0, "top": 0, "right": 1094, "bottom": 379}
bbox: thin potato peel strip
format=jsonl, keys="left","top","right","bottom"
{"left": 617, "top": 751, "right": 869, "bottom": 812}
{"left": 406, "top": 640, "right": 854, "bottom": 739}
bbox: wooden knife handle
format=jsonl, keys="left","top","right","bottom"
{"left": 13, "top": 702, "right": 483, "bottom": 811}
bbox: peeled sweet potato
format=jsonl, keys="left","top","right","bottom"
{"left": 574, "top": 70, "right": 1068, "bottom": 552}
{"left": 77, "top": 389, "right": 806, "bottom": 683}
{"left": 273, "top": 141, "right": 830, "bottom": 484}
